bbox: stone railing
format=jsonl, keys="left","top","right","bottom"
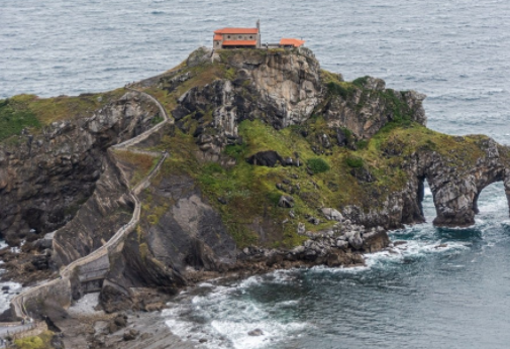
{"left": 11, "top": 321, "right": 48, "bottom": 340}
{"left": 4, "top": 88, "right": 171, "bottom": 329}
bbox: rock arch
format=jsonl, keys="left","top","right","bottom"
{"left": 417, "top": 138, "right": 510, "bottom": 227}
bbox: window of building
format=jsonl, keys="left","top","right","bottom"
{"left": 250, "top": 36, "right": 253, "bottom": 39}
{"left": 238, "top": 35, "right": 242, "bottom": 39}
{"left": 228, "top": 35, "right": 231, "bottom": 39}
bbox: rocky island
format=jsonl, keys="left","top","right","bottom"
{"left": 1, "top": 47, "right": 509, "bottom": 348}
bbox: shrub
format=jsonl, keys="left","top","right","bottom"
{"left": 202, "top": 162, "right": 224, "bottom": 175}
{"left": 307, "top": 158, "right": 330, "bottom": 174}
{"left": 0, "top": 98, "right": 40, "bottom": 141}
{"left": 151, "top": 114, "right": 164, "bottom": 125}
{"left": 326, "top": 82, "right": 354, "bottom": 99}
{"left": 14, "top": 331, "right": 54, "bottom": 349}
{"left": 225, "top": 68, "right": 236, "bottom": 80}
{"left": 356, "top": 140, "right": 368, "bottom": 149}
{"left": 224, "top": 143, "right": 247, "bottom": 158}
{"left": 345, "top": 156, "right": 364, "bottom": 168}
{"left": 352, "top": 76, "right": 369, "bottom": 88}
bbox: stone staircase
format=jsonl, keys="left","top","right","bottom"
{"left": 1, "top": 88, "right": 172, "bottom": 338}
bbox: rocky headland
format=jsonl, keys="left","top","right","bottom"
{"left": 1, "top": 46, "right": 510, "bottom": 348}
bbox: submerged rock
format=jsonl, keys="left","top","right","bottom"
{"left": 248, "top": 329, "right": 264, "bottom": 336}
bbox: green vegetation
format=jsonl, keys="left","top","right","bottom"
{"left": 356, "top": 140, "right": 368, "bottom": 149}
{"left": 377, "top": 89, "right": 413, "bottom": 126}
{"left": 14, "top": 331, "right": 54, "bottom": 349}
{"left": 137, "top": 92, "right": 488, "bottom": 249}
{"left": 139, "top": 242, "right": 149, "bottom": 261}
{"left": 345, "top": 156, "right": 364, "bottom": 168}
{"left": 151, "top": 114, "right": 165, "bottom": 125}
{"left": 0, "top": 89, "right": 126, "bottom": 141}
{"left": 341, "top": 127, "right": 354, "bottom": 144}
{"left": 113, "top": 150, "right": 160, "bottom": 188}
{"left": 320, "top": 69, "right": 416, "bottom": 130}
{"left": 326, "top": 81, "right": 355, "bottom": 99}
{"left": 307, "top": 158, "right": 330, "bottom": 174}
{"left": 352, "top": 76, "right": 370, "bottom": 88}
{"left": 225, "top": 68, "right": 236, "bottom": 80}
{"left": 0, "top": 95, "right": 40, "bottom": 141}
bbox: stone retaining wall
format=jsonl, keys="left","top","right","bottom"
{"left": 12, "top": 322, "right": 48, "bottom": 340}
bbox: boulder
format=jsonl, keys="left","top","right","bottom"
{"left": 350, "top": 167, "right": 375, "bottom": 182}
{"left": 108, "top": 313, "right": 128, "bottom": 333}
{"left": 123, "top": 329, "right": 140, "bottom": 341}
{"left": 336, "top": 240, "right": 349, "bottom": 249}
{"left": 186, "top": 47, "right": 212, "bottom": 68}
{"left": 307, "top": 216, "right": 320, "bottom": 225}
{"left": 321, "top": 208, "right": 343, "bottom": 222}
{"left": 246, "top": 151, "right": 284, "bottom": 167}
{"left": 278, "top": 195, "right": 295, "bottom": 208}
{"left": 348, "top": 232, "right": 364, "bottom": 250}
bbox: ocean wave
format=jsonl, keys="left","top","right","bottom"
{"left": 0, "top": 281, "right": 22, "bottom": 312}
{"left": 163, "top": 267, "right": 311, "bottom": 348}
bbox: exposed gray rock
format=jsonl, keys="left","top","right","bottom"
{"left": 0, "top": 92, "right": 157, "bottom": 244}
{"left": 319, "top": 79, "right": 427, "bottom": 141}
{"left": 278, "top": 195, "right": 295, "bottom": 208}
{"left": 341, "top": 137, "right": 510, "bottom": 229}
{"left": 336, "top": 240, "right": 349, "bottom": 249}
{"left": 123, "top": 329, "right": 140, "bottom": 341}
{"left": 297, "top": 222, "right": 306, "bottom": 235}
{"left": 186, "top": 47, "right": 212, "bottom": 68}
{"left": 247, "top": 151, "right": 284, "bottom": 167}
{"left": 348, "top": 232, "right": 364, "bottom": 250}
{"left": 321, "top": 208, "right": 343, "bottom": 222}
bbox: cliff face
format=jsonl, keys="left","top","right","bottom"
{"left": 169, "top": 48, "right": 427, "bottom": 163}
{"left": 319, "top": 76, "right": 427, "bottom": 140}
{"left": 0, "top": 92, "right": 160, "bottom": 244}
{"left": 2, "top": 47, "right": 510, "bottom": 311}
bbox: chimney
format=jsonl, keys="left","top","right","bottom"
{"left": 256, "top": 19, "right": 261, "bottom": 48}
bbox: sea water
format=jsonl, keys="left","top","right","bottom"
{"left": 162, "top": 184, "right": 510, "bottom": 348}
{"left": 2, "top": 0, "right": 510, "bottom": 347}
{"left": 0, "top": 240, "right": 22, "bottom": 313}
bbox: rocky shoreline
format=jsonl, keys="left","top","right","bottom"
{"left": 0, "top": 208, "right": 391, "bottom": 348}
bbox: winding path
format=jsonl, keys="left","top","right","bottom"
{"left": 6, "top": 88, "right": 172, "bottom": 330}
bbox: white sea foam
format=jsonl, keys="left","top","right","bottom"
{"left": 0, "top": 240, "right": 22, "bottom": 312}
{"left": 163, "top": 268, "right": 310, "bottom": 349}
{"left": 67, "top": 292, "right": 102, "bottom": 316}
{"left": 0, "top": 281, "right": 22, "bottom": 312}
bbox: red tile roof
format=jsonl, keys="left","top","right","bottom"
{"left": 221, "top": 40, "right": 257, "bottom": 46}
{"left": 280, "top": 38, "right": 305, "bottom": 47}
{"left": 214, "top": 28, "right": 259, "bottom": 35}
{"left": 213, "top": 34, "right": 223, "bottom": 41}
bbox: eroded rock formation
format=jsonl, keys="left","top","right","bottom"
{"left": 0, "top": 92, "right": 160, "bottom": 243}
